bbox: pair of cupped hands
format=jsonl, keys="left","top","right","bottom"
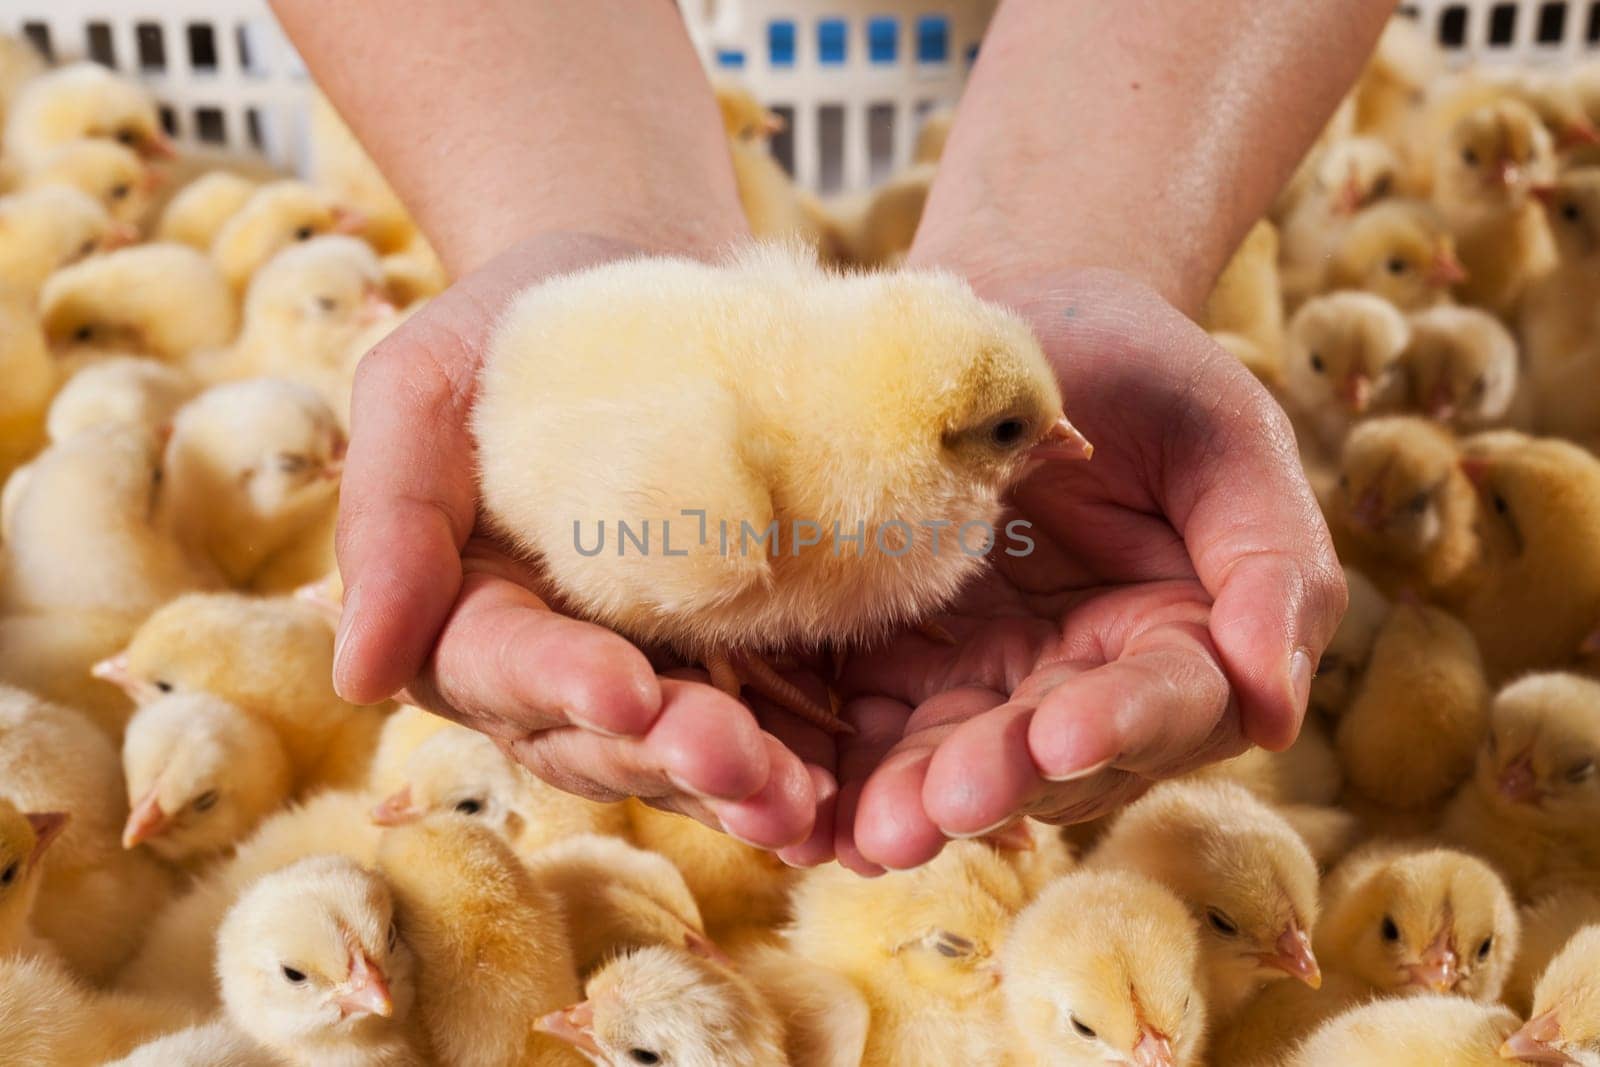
{"left": 333, "top": 232, "right": 1346, "bottom": 875}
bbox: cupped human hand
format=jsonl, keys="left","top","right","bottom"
{"left": 831, "top": 269, "right": 1347, "bottom": 874}
{"left": 331, "top": 232, "right": 820, "bottom": 852}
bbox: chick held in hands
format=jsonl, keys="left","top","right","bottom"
{"left": 471, "top": 244, "right": 1091, "bottom": 732}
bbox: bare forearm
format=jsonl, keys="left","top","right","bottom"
{"left": 271, "top": 0, "right": 746, "bottom": 275}
{"left": 912, "top": 0, "right": 1394, "bottom": 314}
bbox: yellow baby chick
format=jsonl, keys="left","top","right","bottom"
{"left": 155, "top": 379, "right": 345, "bottom": 590}
{"left": 378, "top": 815, "right": 581, "bottom": 1067}
{"left": 0, "top": 798, "right": 66, "bottom": 958}
{"left": 626, "top": 801, "right": 796, "bottom": 942}
{"left": 1441, "top": 672, "right": 1600, "bottom": 898}
{"left": 1519, "top": 168, "right": 1600, "bottom": 442}
{"left": 212, "top": 179, "right": 368, "bottom": 293}
{"left": 217, "top": 855, "right": 424, "bottom": 1067}
{"left": 787, "top": 839, "right": 1029, "bottom": 1066}
{"left": 1316, "top": 843, "right": 1519, "bottom": 1001}
{"left": 156, "top": 170, "right": 259, "bottom": 249}
{"left": 104, "top": 1021, "right": 282, "bottom": 1067}
{"left": 365, "top": 703, "right": 453, "bottom": 796}
{"left": 1324, "top": 416, "right": 1479, "bottom": 599}
{"left": 1286, "top": 994, "right": 1520, "bottom": 1067}
{"left": 0, "top": 293, "right": 53, "bottom": 483}
{"left": 524, "top": 833, "right": 708, "bottom": 979}
{"left": 1504, "top": 888, "right": 1600, "bottom": 1017}
{"left": 1392, "top": 305, "right": 1522, "bottom": 433}
{"left": 22, "top": 138, "right": 160, "bottom": 227}
{"left": 39, "top": 242, "right": 238, "bottom": 364}
{"left": 714, "top": 80, "right": 785, "bottom": 143}
{"left": 44, "top": 355, "right": 193, "bottom": 443}
{"left": 3, "top": 61, "right": 174, "bottom": 170}
{"left": 1088, "top": 779, "right": 1320, "bottom": 1025}
{"left": 309, "top": 91, "right": 419, "bottom": 254}
{"left": 734, "top": 941, "right": 872, "bottom": 1067}
{"left": 1, "top": 424, "right": 218, "bottom": 618}
{"left": 99, "top": 592, "right": 373, "bottom": 789}
{"left": 1201, "top": 219, "right": 1285, "bottom": 380}
{"left": 1502, "top": 924, "right": 1600, "bottom": 1065}
{"left": 1449, "top": 432, "right": 1600, "bottom": 680}
{"left": 1281, "top": 290, "right": 1410, "bottom": 455}
{"left": 474, "top": 243, "right": 1087, "bottom": 732}
{"left": 119, "top": 691, "right": 292, "bottom": 864}
{"left": 1195, "top": 717, "right": 1343, "bottom": 809}
{"left": 0, "top": 954, "right": 198, "bottom": 1067}
{"left": 371, "top": 723, "right": 628, "bottom": 862}
{"left": 0, "top": 608, "right": 138, "bottom": 736}
{"left": 0, "top": 183, "right": 130, "bottom": 298}
{"left": 1280, "top": 138, "right": 1403, "bottom": 303}
{"left": 1353, "top": 16, "right": 1447, "bottom": 145}
{"left": 826, "top": 161, "right": 935, "bottom": 269}
{"left": 1323, "top": 199, "right": 1467, "bottom": 311}
{"left": 539, "top": 943, "right": 784, "bottom": 1067}
{"left": 1001, "top": 869, "right": 1206, "bottom": 1067}
{"left": 1336, "top": 600, "right": 1489, "bottom": 810}
{"left": 1432, "top": 100, "right": 1557, "bottom": 316}
{"left": 1308, "top": 565, "right": 1390, "bottom": 718}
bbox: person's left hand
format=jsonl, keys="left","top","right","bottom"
{"left": 815, "top": 268, "right": 1346, "bottom": 874}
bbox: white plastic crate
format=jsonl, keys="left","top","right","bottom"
{"left": 1402, "top": 0, "right": 1600, "bottom": 65}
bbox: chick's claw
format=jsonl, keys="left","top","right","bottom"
{"left": 704, "top": 648, "right": 855, "bottom": 736}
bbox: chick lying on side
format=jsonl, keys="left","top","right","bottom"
{"left": 1285, "top": 994, "right": 1520, "bottom": 1067}
{"left": 1391, "top": 305, "right": 1521, "bottom": 433}
{"left": 217, "top": 855, "right": 426, "bottom": 1067}
{"left": 377, "top": 816, "right": 581, "bottom": 1067}
{"left": 1501, "top": 924, "right": 1600, "bottom": 1066}
{"left": 1088, "top": 780, "right": 1321, "bottom": 1025}
{"left": 473, "top": 243, "right": 1087, "bottom": 732}
{"left": 3, "top": 61, "right": 173, "bottom": 169}
{"left": 0, "top": 799, "right": 66, "bottom": 958}
{"left": 1002, "top": 870, "right": 1207, "bottom": 1067}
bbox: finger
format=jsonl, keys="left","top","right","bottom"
{"left": 779, "top": 765, "right": 839, "bottom": 867}
{"left": 414, "top": 571, "right": 662, "bottom": 738}
{"left": 1026, "top": 769, "right": 1152, "bottom": 826}
{"left": 852, "top": 749, "right": 946, "bottom": 871}
{"left": 707, "top": 734, "right": 818, "bottom": 852}
{"left": 832, "top": 697, "right": 910, "bottom": 877}
{"left": 920, "top": 700, "right": 1042, "bottom": 838}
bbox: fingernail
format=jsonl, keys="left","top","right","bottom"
{"left": 946, "top": 815, "right": 1018, "bottom": 840}
{"left": 332, "top": 585, "right": 359, "bottom": 700}
{"left": 666, "top": 771, "right": 713, "bottom": 801}
{"left": 1290, "top": 647, "right": 1315, "bottom": 714}
{"left": 1040, "top": 756, "right": 1114, "bottom": 784}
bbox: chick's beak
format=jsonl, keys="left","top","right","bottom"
{"left": 1132, "top": 1028, "right": 1178, "bottom": 1067}
{"left": 103, "top": 223, "right": 141, "bottom": 250}
{"left": 1496, "top": 157, "right": 1524, "bottom": 191}
{"left": 1351, "top": 487, "right": 1386, "bottom": 531}
{"left": 1532, "top": 183, "right": 1562, "bottom": 208}
{"left": 1337, "top": 172, "right": 1366, "bottom": 216}
{"left": 1032, "top": 414, "right": 1093, "bottom": 462}
{"left": 1563, "top": 120, "right": 1600, "bottom": 149}
{"left": 1404, "top": 930, "right": 1460, "bottom": 993}
{"left": 1497, "top": 751, "right": 1542, "bottom": 804}
{"left": 760, "top": 111, "right": 787, "bottom": 137}
{"left": 122, "top": 790, "right": 170, "bottom": 849}
{"left": 357, "top": 287, "right": 399, "bottom": 326}
{"left": 144, "top": 133, "right": 178, "bottom": 160}
{"left": 331, "top": 205, "right": 370, "bottom": 236}
{"left": 1500, "top": 1011, "right": 1575, "bottom": 1064}
{"left": 1459, "top": 453, "right": 1492, "bottom": 489}
{"left": 1427, "top": 246, "right": 1469, "bottom": 287}
{"left": 1259, "top": 924, "right": 1322, "bottom": 989}
{"left": 139, "top": 164, "right": 168, "bottom": 193}
{"left": 25, "top": 812, "right": 68, "bottom": 867}
{"left": 1339, "top": 373, "right": 1374, "bottom": 414}
{"left": 335, "top": 950, "right": 393, "bottom": 1019}
{"left": 536, "top": 1001, "right": 602, "bottom": 1056}
{"left": 370, "top": 786, "right": 420, "bottom": 827}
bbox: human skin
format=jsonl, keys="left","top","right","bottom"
{"left": 273, "top": 0, "right": 1390, "bottom": 869}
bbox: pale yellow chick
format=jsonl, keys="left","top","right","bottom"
{"left": 1518, "top": 168, "right": 1600, "bottom": 442}
{"left": 0, "top": 798, "right": 66, "bottom": 958}
{"left": 217, "top": 855, "right": 425, "bottom": 1066}
{"left": 1201, "top": 219, "right": 1284, "bottom": 381}
{"left": 0, "top": 183, "right": 129, "bottom": 298}
{"left": 1088, "top": 779, "right": 1320, "bottom": 1026}
{"left": 3, "top": 61, "right": 174, "bottom": 170}
{"left": 156, "top": 170, "right": 260, "bottom": 249}
{"left": 44, "top": 355, "right": 193, "bottom": 443}
{"left": 377, "top": 816, "right": 582, "bottom": 1067}
{"left": 212, "top": 179, "right": 367, "bottom": 293}
{"left": 1502, "top": 924, "right": 1600, "bottom": 1066}
{"left": 0, "top": 954, "right": 197, "bottom": 1066}
{"left": 119, "top": 691, "right": 292, "bottom": 864}
{"left": 104, "top": 1021, "right": 283, "bottom": 1067}
{"left": 309, "top": 92, "right": 417, "bottom": 254}
{"left": 1504, "top": 887, "right": 1600, "bottom": 1017}
{"left": 22, "top": 138, "right": 159, "bottom": 226}
{"left": 1285, "top": 994, "right": 1520, "bottom": 1067}
{"left": 1281, "top": 290, "right": 1410, "bottom": 456}
{"left": 734, "top": 941, "right": 872, "bottom": 1067}
{"left": 0, "top": 33, "right": 45, "bottom": 122}
{"left": 364, "top": 703, "right": 453, "bottom": 796}
{"left": 1002, "top": 869, "right": 1207, "bottom": 1067}
{"left": 1322, "top": 199, "right": 1467, "bottom": 311}
{"left": 0, "top": 293, "right": 53, "bottom": 483}
{"left": 1194, "top": 717, "right": 1343, "bottom": 808}
{"left": 826, "top": 162, "right": 934, "bottom": 269}
{"left": 1391, "top": 305, "right": 1522, "bottom": 432}
{"left": 1352, "top": 16, "right": 1447, "bottom": 145}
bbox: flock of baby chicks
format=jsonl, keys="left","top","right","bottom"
{"left": 7, "top": 12, "right": 1600, "bottom": 1067}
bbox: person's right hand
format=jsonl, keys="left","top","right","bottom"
{"left": 332, "top": 232, "right": 822, "bottom": 853}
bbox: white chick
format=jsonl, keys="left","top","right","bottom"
{"left": 1502, "top": 924, "right": 1600, "bottom": 1066}
{"left": 120, "top": 691, "right": 292, "bottom": 864}
{"left": 22, "top": 138, "right": 159, "bottom": 226}
{"left": 0, "top": 798, "right": 66, "bottom": 958}
{"left": 1281, "top": 290, "right": 1410, "bottom": 455}
{"left": 1316, "top": 843, "right": 1519, "bottom": 1001}
{"left": 370, "top": 722, "right": 629, "bottom": 861}
{"left": 156, "top": 170, "right": 260, "bottom": 248}
{"left": 539, "top": 943, "right": 784, "bottom": 1067}
{"left": 0, "top": 954, "right": 198, "bottom": 1066}
{"left": 3, "top": 61, "right": 174, "bottom": 169}
{"left": 39, "top": 242, "right": 237, "bottom": 364}
{"left": 44, "top": 355, "right": 194, "bottom": 443}
{"left": 474, "top": 243, "right": 1087, "bottom": 732}
{"left": 1088, "top": 779, "right": 1321, "bottom": 1026}
{"left": 0, "top": 183, "right": 128, "bottom": 297}
{"left": 377, "top": 816, "right": 582, "bottom": 1067}
{"left": 212, "top": 179, "right": 367, "bottom": 293}
{"left": 1285, "top": 994, "right": 1520, "bottom": 1067}
{"left": 1391, "top": 305, "right": 1521, "bottom": 432}
{"left": 155, "top": 380, "right": 345, "bottom": 590}
{"left": 1001, "top": 869, "right": 1207, "bottom": 1067}
{"left": 217, "top": 855, "right": 424, "bottom": 1066}
{"left": 1519, "top": 167, "right": 1600, "bottom": 442}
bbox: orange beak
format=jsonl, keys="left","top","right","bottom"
{"left": 1351, "top": 487, "right": 1386, "bottom": 530}
{"left": 536, "top": 1001, "right": 602, "bottom": 1056}
{"left": 334, "top": 948, "right": 393, "bottom": 1019}
{"left": 1427, "top": 246, "right": 1469, "bottom": 287}
{"left": 1258, "top": 923, "right": 1322, "bottom": 989}
{"left": 1336, "top": 172, "right": 1366, "bottom": 216}
{"left": 1338, "top": 373, "right": 1374, "bottom": 414}
{"left": 139, "top": 164, "right": 168, "bottom": 193}
{"left": 91, "top": 653, "right": 161, "bottom": 702}
{"left": 121, "top": 789, "right": 171, "bottom": 849}
{"left": 1562, "top": 119, "right": 1600, "bottom": 149}
{"left": 144, "top": 132, "right": 178, "bottom": 161}
{"left": 1497, "top": 751, "right": 1542, "bottom": 804}
{"left": 25, "top": 811, "right": 68, "bottom": 867}
{"left": 1500, "top": 1010, "right": 1574, "bottom": 1063}
{"left": 1132, "top": 1027, "right": 1178, "bottom": 1067}
{"left": 1404, "top": 929, "right": 1460, "bottom": 993}
{"left": 760, "top": 111, "right": 787, "bottom": 137}
{"left": 357, "top": 287, "right": 400, "bottom": 326}
{"left": 370, "top": 786, "right": 421, "bottom": 827}
{"left": 103, "top": 222, "right": 141, "bottom": 250}
{"left": 1459, "top": 452, "right": 1492, "bottom": 489}
{"left": 1032, "top": 414, "right": 1094, "bottom": 462}
{"left": 331, "top": 205, "right": 370, "bottom": 236}
{"left": 1428, "top": 379, "right": 1457, "bottom": 422}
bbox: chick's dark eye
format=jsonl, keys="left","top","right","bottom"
{"left": 1309, "top": 352, "right": 1325, "bottom": 373}
{"left": 628, "top": 1051, "right": 661, "bottom": 1065}
{"left": 1372, "top": 175, "right": 1394, "bottom": 198}
{"left": 294, "top": 225, "right": 315, "bottom": 241}
{"left": 1563, "top": 203, "right": 1583, "bottom": 223}
{"left": 1567, "top": 760, "right": 1595, "bottom": 783}
{"left": 1386, "top": 256, "right": 1410, "bottom": 275}
{"left": 109, "top": 183, "right": 130, "bottom": 201}
{"left": 1206, "top": 908, "right": 1240, "bottom": 937}
{"left": 1493, "top": 493, "right": 1510, "bottom": 515}
{"left": 1409, "top": 491, "right": 1430, "bottom": 515}
{"left": 192, "top": 790, "right": 219, "bottom": 812}
{"left": 281, "top": 966, "right": 307, "bottom": 984}
{"left": 1381, "top": 916, "right": 1401, "bottom": 942}
{"left": 989, "top": 418, "right": 1029, "bottom": 447}
{"left": 1478, "top": 937, "right": 1493, "bottom": 960}
{"left": 1462, "top": 148, "right": 1479, "bottom": 166}
{"left": 387, "top": 921, "right": 399, "bottom": 952}
{"left": 1070, "top": 1016, "right": 1097, "bottom": 1040}
{"left": 78, "top": 239, "right": 97, "bottom": 258}
{"left": 115, "top": 128, "right": 137, "bottom": 146}
{"left": 0, "top": 863, "right": 16, "bottom": 886}
{"left": 154, "top": 680, "right": 173, "bottom": 693}
{"left": 315, "top": 296, "right": 339, "bottom": 313}
{"left": 73, "top": 325, "right": 94, "bottom": 343}
{"left": 453, "top": 798, "right": 483, "bottom": 815}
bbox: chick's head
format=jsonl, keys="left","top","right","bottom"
{"left": 239, "top": 235, "right": 394, "bottom": 358}
{"left": 1504, "top": 925, "right": 1600, "bottom": 1066}
{"left": 1532, "top": 166, "right": 1600, "bottom": 265}
{"left": 1333, "top": 416, "right": 1469, "bottom": 561}
{"left": 1328, "top": 200, "right": 1467, "bottom": 309}
{"left": 1313, "top": 136, "right": 1402, "bottom": 216}
{"left": 25, "top": 139, "right": 158, "bottom": 226}
{"left": 713, "top": 80, "right": 784, "bottom": 142}
{"left": 5, "top": 62, "right": 172, "bottom": 163}
{"left": 1285, "top": 290, "right": 1410, "bottom": 416}
{"left": 1002, "top": 870, "right": 1206, "bottom": 1067}
{"left": 541, "top": 944, "right": 783, "bottom": 1067}
{"left": 120, "top": 691, "right": 292, "bottom": 862}
{"left": 370, "top": 726, "right": 528, "bottom": 836}
{"left": 0, "top": 799, "right": 66, "bottom": 949}
{"left": 39, "top": 243, "right": 236, "bottom": 360}
{"left": 1474, "top": 672, "right": 1600, "bottom": 829}
{"left": 1436, "top": 99, "right": 1556, "bottom": 214}
{"left": 0, "top": 184, "right": 124, "bottom": 280}
{"left": 1318, "top": 846, "right": 1518, "bottom": 1000}
{"left": 1458, "top": 431, "right": 1600, "bottom": 571}
{"left": 215, "top": 181, "right": 366, "bottom": 290}
{"left": 1399, "top": 306, "right": 1519, "bottom": 427}
{"left": 218, "top": 856, "right": 413, "bottom": 1052}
